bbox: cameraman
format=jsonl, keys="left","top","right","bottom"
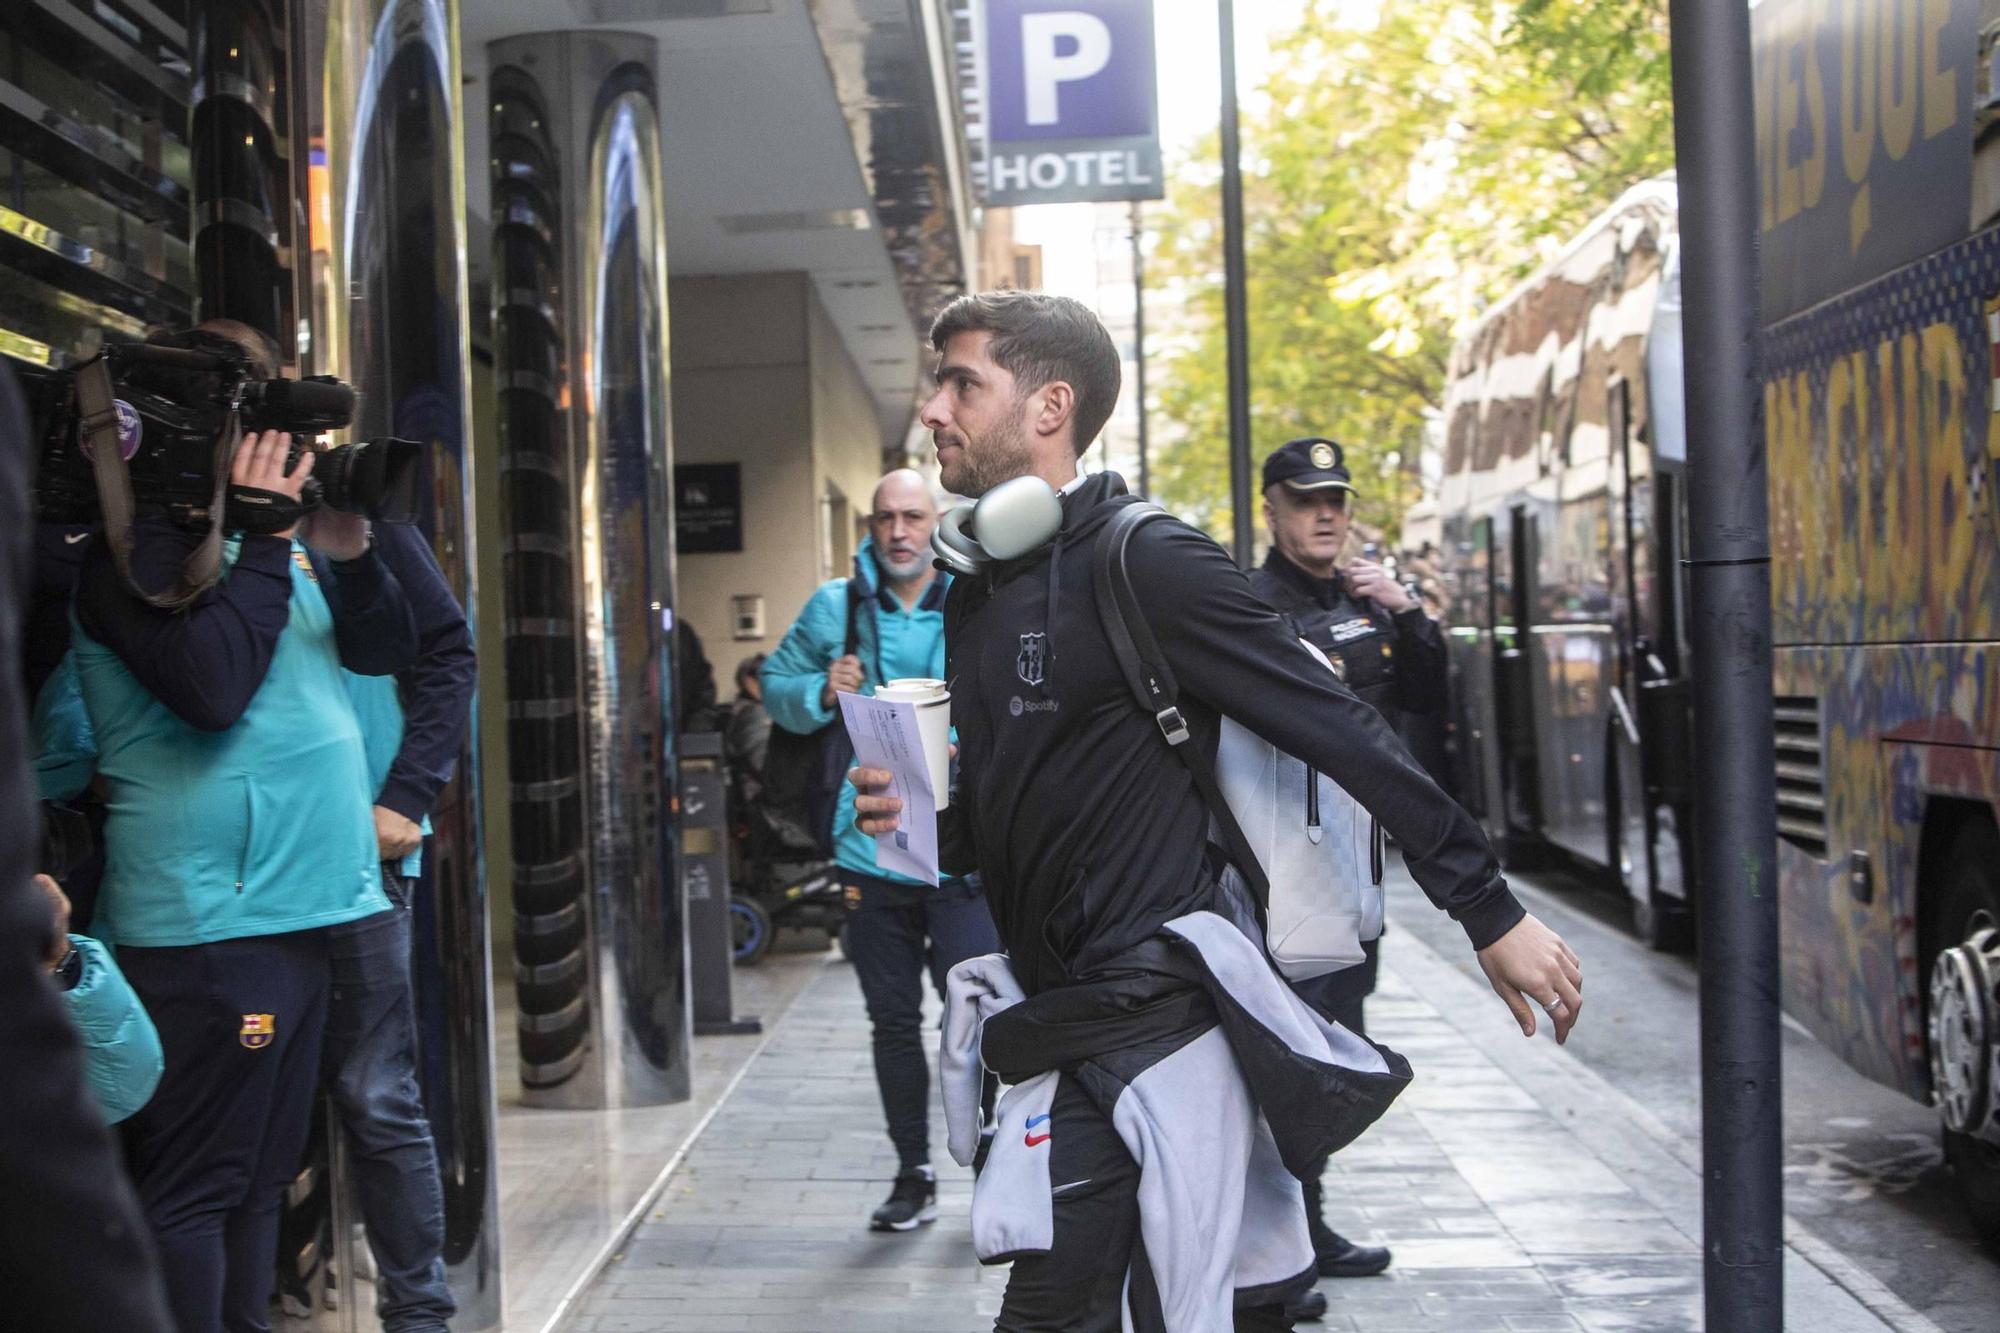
{"left": 70, "top": 322, "right": 417, "bottom": 1333}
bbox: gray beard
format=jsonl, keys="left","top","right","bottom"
{"left": 878, "top": 550, "right": 928, "bottom": 582}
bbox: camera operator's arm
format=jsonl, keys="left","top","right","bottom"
{"left": 303, "top": 534, "right": 418, "bottom": 676}
{"left": 74, "top": 433, "right": 306, "bottom": 731}
{"left": 371, "top": 522, "right": 474, "bottom": 830}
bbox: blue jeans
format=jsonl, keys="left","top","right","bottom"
{"left": 841, "top": 871, "right": 1001, "bottom": 1170}
{"left": 323, "top": 885, "right": 454, "bottom": 1332}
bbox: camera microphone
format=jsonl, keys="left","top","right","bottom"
{"left": 244, "top": 376, "right": 353, "bottom": 433}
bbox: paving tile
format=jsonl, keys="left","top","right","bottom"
{"left": 560, "top": 934, "right": 1893, "bottom": 1333}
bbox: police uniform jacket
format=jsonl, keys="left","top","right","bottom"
{"left": 1247, "top": 548, "right": 1447, "bottom": 721}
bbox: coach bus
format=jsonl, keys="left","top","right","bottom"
{"left": 1436, "top": 0, "right": 2000, "bottom": 1240}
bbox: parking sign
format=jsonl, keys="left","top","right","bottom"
{"left": 981, "top": 0, "right": 1164, "bottom": 206}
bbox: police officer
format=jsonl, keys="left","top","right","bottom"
{"left": 1248, "top": 437, "right": 1449, "bottom": 1289}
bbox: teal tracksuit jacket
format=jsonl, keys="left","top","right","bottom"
{"left": 71, "top": 539, "right": 389, "bottom": 946}
{"left": 343, "top": 673, "right": 426, "bottom": 878}
{"left": 760, "top": 538, "right": 949, "bottom": 884}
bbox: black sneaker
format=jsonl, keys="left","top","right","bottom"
{"left": 869, "top": 1166, "right": 937, "bottom": 1231}
{"left": 1314, "top": 1228, "right": 1392, "bottom": 1278}
{"left": 1283, "top": 1287, "right": 1327, "bottom": 1322}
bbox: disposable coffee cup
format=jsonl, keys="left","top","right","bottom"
{"left": 875, "top": 678, "right": 951, "bottom": 810}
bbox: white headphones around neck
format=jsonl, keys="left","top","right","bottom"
{"left": 930, "top": 475, "right": 1065, "bottom": 575}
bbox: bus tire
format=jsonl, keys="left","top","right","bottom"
{"left": 1926, "top": 818, "right": 2000, "bottom": 1251}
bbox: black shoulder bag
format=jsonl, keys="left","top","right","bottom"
{"left": 759, "top": 580, "right": 865, "bottom": 858}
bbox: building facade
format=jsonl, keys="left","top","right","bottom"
{"left": 0, "top": 0, "right": 975, "bottom": 1324}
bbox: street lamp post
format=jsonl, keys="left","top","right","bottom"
{"left": 1666, "top": 0, "right": 1784, "bottom": 1326}
{"left": 1131, "top": 199, "right": 1150, "bottom": 499}
{"left": 1218, "top": 0, "right": 1254, "bottom": 566}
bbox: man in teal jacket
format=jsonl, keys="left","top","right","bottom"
{"left": 762, "top": 469, "right": 999, "bottom": 1231}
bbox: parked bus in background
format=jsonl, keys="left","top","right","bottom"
{"left": 1437, "top": 0, "right": 2000, "bottom": 1243}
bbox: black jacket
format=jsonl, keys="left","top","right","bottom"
{"left": 1247, "top": 548, "right": 1447, "bottom": 718}
{"left": 0, "top": 363, "right": 174, "bottom": 1329}
{"left": 369, "top": 522, "right": 475, "bottom": 826}
{"left": 942, "top": 473, "right": 1521, "bottom": 997}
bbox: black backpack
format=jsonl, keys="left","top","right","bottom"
{"left": 758, "top": 581, "right": 865, "bottom": 858}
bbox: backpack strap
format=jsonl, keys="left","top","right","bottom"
{"left": 1092, "top": 505, "right": 1188, "bottom": 745}
{"left": 842, "top": 576, "right": 863, "bottom": 657}
{"left": 1091, "top": 503, "right": 1272, "bottom": 917}
{"left": 845, "top": 574, "right": 898, "bottom": 689}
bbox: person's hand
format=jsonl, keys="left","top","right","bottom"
{"left": 850, "top": 766, "right": 902, "bottom": 836}
{"left": 231, "top": 430, "right": 312, "bottom": 539}
{"left": 821, "top": 655, "right": 865, "bottom": 709}
{"left": 34, "top": 874, "right": 70, "bottom": 971}
{"left": 1344, "top": 560, "right": 1415, "bottom": 614}
{"left": 373, "top": 806, "right": 423, "bottom": 861}
{"left": 299, "top": 509, "right": 371, "bottom": 562}
{"left": 1475, "top": 913, "right": 1583, "bottom": 1043}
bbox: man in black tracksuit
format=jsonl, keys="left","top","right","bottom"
{"left": 855, "top": 292, "right": 1583, "bottom": 1332}
{"left": 1247, "top": 437, "right": 1450, "bottom": 1291}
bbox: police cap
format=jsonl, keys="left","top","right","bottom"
{"left": 1262, "top": 437, "right": 1357, "bottom": 495}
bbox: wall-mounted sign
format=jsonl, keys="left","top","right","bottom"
{"left": 674, "top": 463, "right": 743, "bottom": 553}
{"left": 982, "top": 0, "right": 1164, "bottom": 206}
{"left": 730, "top": 594, "right": 765, "bottom": 641}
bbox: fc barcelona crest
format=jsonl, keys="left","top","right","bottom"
{"left": 240, "top": 1013, "right": 276, "bottom": 1049}
{"left": 1016, "top": 632, "right": 1047, "bottom": 688}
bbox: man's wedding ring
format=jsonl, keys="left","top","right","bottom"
{"left": 1543, "top": 996, "right": 1564, "bottom": 1014}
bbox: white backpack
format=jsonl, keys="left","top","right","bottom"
{"left": 1095, "top": 504, "right": 1385, "bottom": 980}
{"left": 1215, "top": 642, "right": 1385, "bottom": 979}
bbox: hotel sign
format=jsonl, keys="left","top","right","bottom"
{"left": 982, "top": 0, "right": 1165, "bottom": 205}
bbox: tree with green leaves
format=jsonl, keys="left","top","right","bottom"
{"left": 1149, "top": 0, "right": 1674, "bottom": 546}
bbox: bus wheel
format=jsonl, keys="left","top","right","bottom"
{"left": 1925, "top": 819, "right": 2000, "bottom": 1251}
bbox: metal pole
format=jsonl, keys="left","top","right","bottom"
{"left": 1131, "top": 198, "right": 1150, "bottom": 499}
{"left": 1666, "top": 0, "right": 1782, "bottom": 1327}
{"left": 1217, "top": 0, "right": 1254, "bottom": 565}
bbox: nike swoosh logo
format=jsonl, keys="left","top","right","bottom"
{"left": 64, "top": 532, "right": 89, "bottom": 544}
{"left": 1051, "top": 1179, "right": 1091, "bottom": 1194}
{"left": 1024, "top": 1132, "right": 1052, "bottom": 1147}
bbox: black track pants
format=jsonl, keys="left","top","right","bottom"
{"left": 993, "top": 1075, "right": 1292, "bottom": 1333}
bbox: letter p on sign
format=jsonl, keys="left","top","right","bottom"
{"left": 1022, "top": 13, "right": 1113, "bottom": 126}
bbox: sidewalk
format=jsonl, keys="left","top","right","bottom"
{"left": 562, "top": 894, "right": 1935, "bottom": 1333}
